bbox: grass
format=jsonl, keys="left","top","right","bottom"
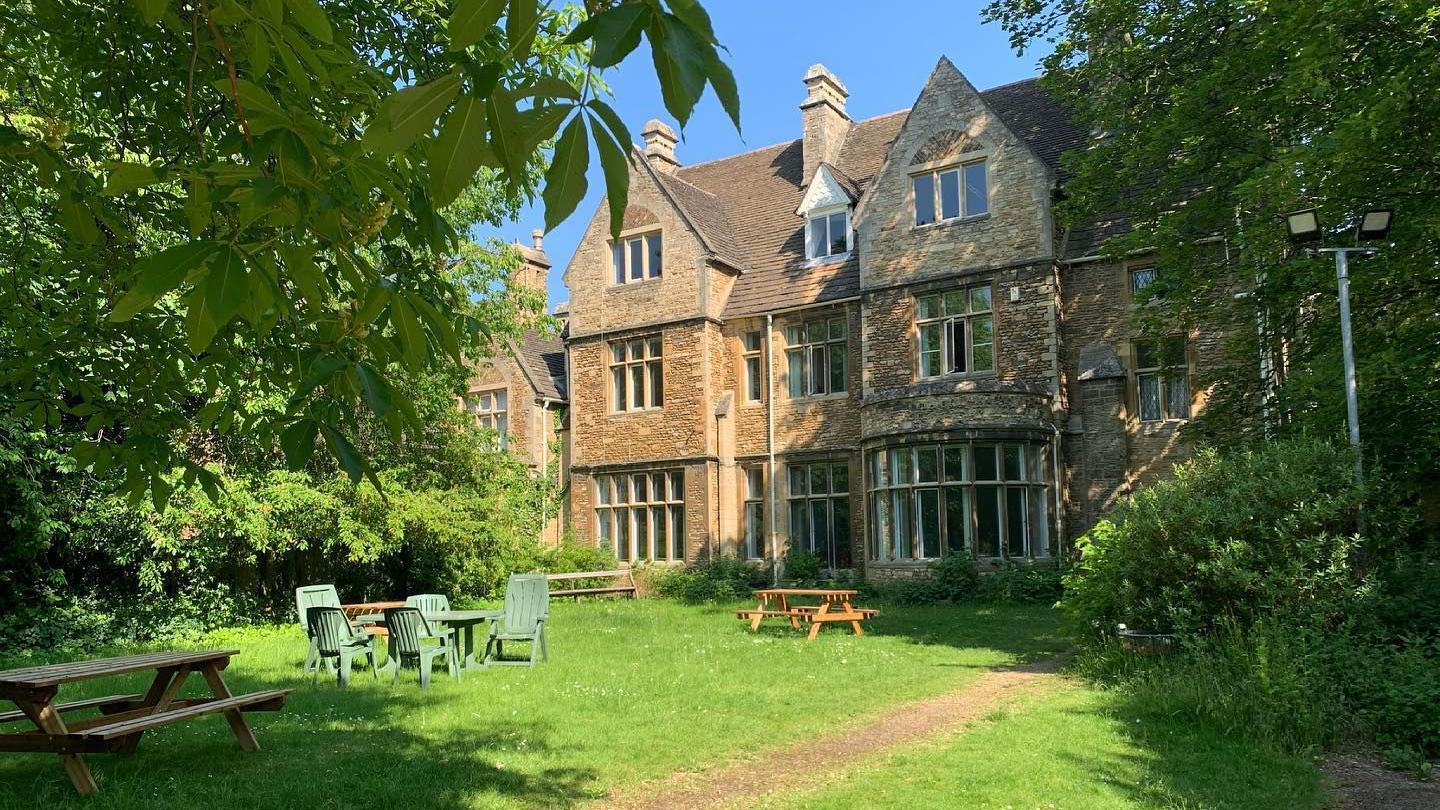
{"left": 0, "top": 600, "right": 1066, "bottom": 809}
{"left": 760, "top": 683, "right": 1329, "bottom": 810}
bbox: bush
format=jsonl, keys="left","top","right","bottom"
{"left": 977, "top": 561, "right": 1063, "bottom": 605}
{"left": 649, "top": 556, "right": 764, "bottom": 603}
{"left": 534, "top": 539, "right": 617, "bottom": 575}
{"left": 783, "top": 550, "right": 822, "bottom": 582}
{"left": 932, "top": 552, "right": 981, "bottom": 600}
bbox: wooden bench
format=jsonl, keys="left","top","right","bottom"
{"left": 0, "top": 650, "right": 290, "bottom": 794}
{"left": 547, "top": 569, "right": 637, "bottom": 600}
{"left": 741, "top": 589, "right": 878, "bottom": 639}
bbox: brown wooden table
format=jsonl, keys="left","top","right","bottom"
{"left": 0, "top": 649, "right": 289, "bottom": 795}
{"left": 354, "top": 609, "right": 503, "bottom": 671}
{"left": 737, "top": 588, "right": 878, "bottom": 640}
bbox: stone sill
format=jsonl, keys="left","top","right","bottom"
{"left": 911, "top": 213, "right": 992, "bottom": 232}
{"left": 802, "top": 252, "right": 852, "bottom": 269}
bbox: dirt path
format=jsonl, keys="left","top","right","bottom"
{"left": 1324, "top": 752, "right": 1440, "bottom": 810}
{"left": 590, "top": 656, "right": 1063, "bottom": 810}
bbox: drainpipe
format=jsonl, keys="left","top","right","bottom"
{"left": 1048, "top": 420, "right": 1064, "bottom": 563}
{"left": 766, "top": 313, "right": 779, "bottom": 586}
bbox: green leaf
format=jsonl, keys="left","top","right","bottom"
{"left": 111, "top": 240, "right": 220, "bottom": 321}
{"left": 354, "top": 362, "right": 393, "bottom": 417}
{"left": 428, "top": 94, "right": 496, "bottom": 206}
{"left": 667, "top": 0, "right": 718, "bottom": 44}
{"left": 286, "top": 0, "right": 333, "bottom": 42}
{"left": 320, "top": 423, "right": 367, "bottom": 484}
{"left": 542, "top": 114, "right": 589, "bottom": 231}
{"left": 254, "top": 0, "right": 283, "bottom": 26}
{"left": 292, "top": 353, "right": 349, "bottom": 404}
{"left": 132, "top": 0, "right": 166, "bottom": 25}
{"left": 103, "top": 162, "right": 162, "bottom": 196}
{"left": 246, "top": 24, "right": 272, "bottom": 79}
{"left": 704, "top": 46, "right": 741, "bottom": 132}
{"left": 390, "top": 296, "right": 426, "bottom": 370}
{"left": 575, "top": 3, "right": 649, "bottom": 68}
{"left": 185, "top": 177, "right": 211, "bottom": 235}
{"left": 591, "top": 111, "right": 631, "bottom": 239}
{"left": 410, "top": 295, "right": 463, "bottom": 364}
{"left": 184, "top": 285, "right": 219, "bottom": 355}
{"left": 506, "top": 0, "right": 539, "bottom": 57}
{"left": 203, "top": 246, "right": 250, "bottom": 339}
{"left": 355, "top": 281, "right": 393, "bottom": 327}
{"left": 515, "top": 102, "right": 573, "bottom": 156}
{"left": 485, "top": 91, "right": 523, "bottom": 175}
{"left": 649, "top": 14, "right": 708, "bottom": 128}
{"left": 150, "top": 474, "right": 173, "bottom": 514}
{"left": 280, "top": 418, "right": 318, "bottom": 469}
{"left": 361, "top": 71, "right": 463, "bottom": 155}
{"left": 280, "top": 245, "right": 330, "bottom": 309}
{"left": 449, "top": 0, "right": 507, "bottom": 51}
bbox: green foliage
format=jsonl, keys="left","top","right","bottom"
{"left": 982, "top": 0, "right": 1440, "bottom": 499}
{"left": 649, "top": 556, "right": 763, "bottom": 603}
{"left": 0, "top": 0, "right": 737, "bottom": 502}
{"left": 861, "top": 555, "right": 1056, "bottom": 607}
{"left": 782, "top": 549, "right": 822, "bottom": 582}
{"left": 1061, "top": 437, "right": 1380, "bottom": 636}
{"left": 975, "top": 561, "right": 1062, "bottom": 605}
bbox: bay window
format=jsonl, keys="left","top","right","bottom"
{"left": 916, "top": 284, "right": 994, "bottom": 378}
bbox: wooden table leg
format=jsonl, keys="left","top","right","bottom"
{"left": 12, "top": 692, "right": 97, "bottom": 795}
{"left": 807, "top": 601, "right": 830, "bottom": 641}
{"left": 199, "top": 662, "right": 259, "bottom": 752}
{"left": 112, "top": 665, "right": 187, "bottom": 754}
{"left": 750, "top": 596, "right": 767, "bottom": 631}
{"left": 843, "top": 600, "right": 865, "bottom": 636}
{"left": 781, "top": 595, "right": 799, "bottom": 629}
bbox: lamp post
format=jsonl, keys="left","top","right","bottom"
{"left": 1283, "top": 207, "right": 1393, "bottom": 486}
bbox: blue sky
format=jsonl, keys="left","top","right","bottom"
{"left": 477, "top": 1, "right": 1050, "bottom": 308}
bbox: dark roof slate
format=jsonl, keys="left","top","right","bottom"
{"left": 514, "top": 328, "right": 567, "bottom": 400}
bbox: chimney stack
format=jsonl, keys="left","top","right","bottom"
{"left": 800, "top": 64, "right": 850, "bottom": 183}
{"left": 531, "top": 228, "right": 544, "bottom": 251}
{"left": 641, "top": 119, "right": 680, "bottom": 173}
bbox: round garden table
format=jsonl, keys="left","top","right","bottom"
{"left": 353, "top": 609, "right": 502, "bottom": 671}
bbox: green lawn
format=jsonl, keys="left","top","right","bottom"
{"left": 0, "top": 600, "right": 1066, "bottom": 809}
{"left": 761, "top": 684, "right": 1328, "bottom": 810}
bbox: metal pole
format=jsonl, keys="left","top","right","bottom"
{"left": 1322, "top": 247, "right": 1368, "bottom": 485}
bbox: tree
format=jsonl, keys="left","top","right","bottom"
{"left": 0, "top": 0, "right": 739, "bottom": 504}
{"left": 982, "top": 0, "right": 1440, "bottom": 490}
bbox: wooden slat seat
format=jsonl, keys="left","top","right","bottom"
{"left": 0, "top": 694, "right": 139, "bottom": 725}
{"left": 78, "top": 689, "right": 290, "bottom": 741}
{"left": 546, "top": 569, "right": 637, "bottom": 599}
{"left": 735, "top": 610, "right": 799, "bottom": 618}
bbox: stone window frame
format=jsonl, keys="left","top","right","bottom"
{"left": 909, "top": 153, "right": 991, "bottom": 229}
{"left": 463, "top": 386, "right": 509, "bottom": 450}
{"left": 866, "top": 441, "right": 1052, "bottom": 564}
{"left": 1127, "top": 337, "right": 1193, "bottom": 425}
{"left": 803, "top": 204, "right": 852, "bottom": 263}
{"left": 783, "top": 316, "right": 849, "bottom": 400}
{"left": 741, "top": 330, "right": 765, "bottom": 404}
{"left": 608, "top": 334, "right": 664, "bottom": 413}
{"left": 742, "top": 465, "right": 765, "bottom": 560}
{"left": 609, "top": 228, "right": 663, "bottom": 286}
{"left": 786, "top": 459, "right": 853, "bottom": 570}
{"left": 594, "top": 469, "right": 685, "bottom": 563}
{"left": 914, "top": 283, "right": 996, "bottom": 380}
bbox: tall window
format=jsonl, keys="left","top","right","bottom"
{"left": 595, "top": 470, "right": 685, "bottom": 562}
{"left": 868, "top": 442, "right": 1050, "bottom": 562}
{"left": 742, "top": 466, "right": 765, "bottom": 559}
{"left": 913, "top": 159, "right": 988, "bottom": 226}
{"left": 1134, "top": 339, "right": 1190, "bottom": 423}
{"left": 785, "top": 317, "right": 847, "bottom": 398}
{"left": 609, "top": 335, "right": 663, "bottom": 412}
{"left": 742, "top": 331, "right": 764, "bottom": 403}
{"left": 916, "top": 285, "right": 994, "bottom": 378}
{"left": 464, "top": 389, "right": 508, "bottom": 449}
{"left": 788, "top": 461, "right": 852, "bottom": 569}
{"left": 806, "top": 208, "right": 849, "bottom": 260}
{"left": 611, "top": 232, "right": 662, "bottom": 284}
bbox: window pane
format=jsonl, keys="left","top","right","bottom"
{"left": 597, "top": 509, "right": 612, "bottom": 545}
{"left": 917, "top": 295, "right": 942, "bottom": 320}
{"left": 744, "top": 502, "right": 762, "bottom": 558}
{"left": 975, "top": 486, "right": 1000, "bottom": 556}
{"left": 670, "top": 505, "right": 684, "bottom": 559}
{"left": 810, "top": 500, "right": 829, "bottom": 556}
{"left": 919, "top": 323, "right": 942, "bottom": 377}
{"left": 918, "top": 489, "right": 941, "bottom": 558}
{"left": 789, "top": 500, "right": 808, "bottom": 549}
{"left": 888, "top": 447, "right": 910, "bottom": 484}
{"left": 832, "top": 497, "right": 851, "bottom": 569}
{"left": 629, "top": 239, "right": 643, "bottom": 280}
{"left": 893, "top": 489, "right": 914, "bottom": 558}
{"left": 829, "top": 343, "right": 846, "bottom": 392}
{"left": 670, "top": 471, "right": 684, "bottom": 501}
{"left": 943, "top": 291, "right": 967, "bottom": 316}
{"left": 615, "top": 506, "right": 630, "bottom": 559}
{"left": 827, "top": 212, "right": 848, "bottom": 254}
{"left": 1131, "top": 267, "right": 1157, "bottom": 294}
{"left": 597, "top": 477, "right": 612, "bottom": 505}
{"left": 745, "top": 356, "right": 761, "bottom": 401}
{"left": 831, "top": 463, "right": 848, "bottom": 493}
{"left": 943, "top": 446, "right": 967, "bottom": 482}
{"left": 744, "top": 331, "right": 762, "bottom": 352}
{"left": 873, "top": 494, "right": 892, "bottom": 560}
{"left": 1031, "top": 487, "right": 1050, "bottom": 558}
{"left": 971, "top": 315, "right": 994, "bottom": 371}
{"left": 1135, "top": 341, "right": 1158, "bottom": 369}
{"left": 806, "top": 465, "right": 828, "bottom": 496}
{"left": 939, "top": 169, "right": 960, "bottom": 220}
{"left": 810, "top": 345, "right": 828, "bottom": 395}
{"left": 788, "top": 464, "right": 806, "bottom": 496}
{"left": 652, "top": 473, "right": 666, "bottom": 500}
{"left": 647, "top": 233, "right": 663, "bottom": 277}
{"left": 1003, "top": 445, "right": 1024, "bottom": 481}
{"left": 1167, "top": 370, "right": 1190, "bottom": 419}
{"left": 913, "top": 174, "right": 936, "bottom": 225}
{"left": 829, "top": 317, "right": 846, "bottom": 340}
{"left": 632, "top": 473, "right": 647, "bottom": 503}
{"left": 974, "top": 445, "right": 999, "bottom": 480}
{"left": 1139, "top": 373, "right": 1161, "bottom": 421}
{"left": 647, "top": 336, "right": 662, "bottom": 357}
{"left": 611, "top": 343, "right": 626, "bottom": 364}
{"left": 946, "top": 320, "right": 966, "bottom": 374}
{"left": 787, "top": 349, "right": 804, "bottom": 398}
{"left": 649, "top": 361, "right": 663, "bottom": 407}
{"left": 945, "top": 487, "right": 970, "bottom": 555}
{"left": 612, "top": 243, "right": 625, "bottom": 284}
{"left": 631, "top": 365, "right": 645, "bottom": 407}
{"left": 970, "top": 286, "right": 992, "bottom": 312}
{"left": 786, "top": 325, "right": 803, "bottom": 344}
{"left": 633, "top": 507, "right": 649, "bottom": 560}
{"left": 612, "top": 367, "right": 626, "bottom": 410}
{"left": 1006, "top": 488, "right": 1027, "bottom": 557}
{"left": 614, "top": 477, "right": 629, "bottom": 504}
{"left": 916, "top": 447, "right": 939, "bottom": 483}
{"left": 808, "top": 216, "right": 828, "bottom": 259}
{"left": 964, "top": 161, "right": 988, "bottom": 215}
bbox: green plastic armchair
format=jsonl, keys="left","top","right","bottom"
{"left": 295, "top": 584, "right": 340, "bottom": 674}
{"left": 306, "top": 606, "right": 378, "bottom": 686}
{"left": 483, "top": 574, "right": 550, "bottom": 667}
{"left": 383, "top": 607, "right": 458, "bottom": 689}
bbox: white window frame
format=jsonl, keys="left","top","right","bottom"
{"left": 463, "top": 387, "right": 509, "bottom": 449}
{"left": 804, "top": 206, "right": 851, "bottom": 261}
{"left": 609, "top": 335, "right": 663, "bottom": 413}
{"left": 915, "top": 284, "right": 995, "bottom": 379}
{"left": 1133, "top": 338, "right": 1191, "bottom": 424}
{"left": 594, "top": 470, "right": 685, "bottom": 563}
{"left": 785, "top": 317, "right": 848, "bottom": 399}
{"left": 911, "top": 158, "right": 989, "bottom": 227}
{"left": 610, "top": 231, "right": 663, "bottom": 285}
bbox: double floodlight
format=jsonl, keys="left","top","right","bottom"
{"left": 1284, "top": 207, "right": 1394, "bottom": 245}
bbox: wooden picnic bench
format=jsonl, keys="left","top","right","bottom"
{"left": 0, "top": 649, "right": 289, "bottom": 795}
{"left": 737, "top": 588, "right": 878, "bottom": 640}
{"left": 546, "top": 569, "right": 637, "bottom": 600}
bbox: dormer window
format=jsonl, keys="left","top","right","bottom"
{"left": 806, "top": 208, "right": 850, "bottom": 260}
{"left": 913, "top": 159, "right": 988, "bottom": 226}
{"left": 612, "top": 232, "right": 662, "bottom": 285}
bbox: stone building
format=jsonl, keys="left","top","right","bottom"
{"left": 460, "top": 232, "right": 569, "bottom": 545}
{"left": 551, "top": 57, "right": 1213, "bottom": 574}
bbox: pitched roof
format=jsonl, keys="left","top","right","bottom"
{"left": 514, "top": 329, "right": 567, "bottom": 400}
{"left": 665, "top": 78, "right": 1085, "bottom": 318}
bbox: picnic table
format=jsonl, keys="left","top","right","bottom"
{"left": 341, "top": 600, "right": 404, "bottom": 637}
{"left": 354, "top": 609, "right": 502, "bottom": 671}
{"left": 737, "top": 588, "right": 878, "bottom": 640}
{"left": 0, "top": 649, "right": 289, "bottom": 795}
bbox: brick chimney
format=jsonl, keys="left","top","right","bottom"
{"left": 801, "top": 64, "right": 850, "bottom": 183}
{"left": 641, "top": 119, "right": 680, "bottom": 173}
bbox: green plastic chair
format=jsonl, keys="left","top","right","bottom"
{"left": 404, "top": 593, "right": 450, "bottom": 613}
{"left": 306, "top": 606, "right": 378, "bottom": 687}
{"left": 295, "top": 584, "right": 340, "bottom": 674}
{"left": 383, "top": 607, "right": 458, "bottom": 689}
{"left": 483, "top": 574, "right": 550, "bottom": 667}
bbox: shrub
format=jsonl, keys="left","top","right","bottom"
{"left": 931, "top": 552, "right": 981, "bottom": 600}
{"left": 650, "top": 556, "right": 763, "bottom": 603}
{"left": 534, "top": 539, "right": 617, "bottom": 575}
{"left": 977, "top": 561, "right": 1063, "bottom": 605}
{"left": 783, "top": 550, "right": 822, "bottom": 582}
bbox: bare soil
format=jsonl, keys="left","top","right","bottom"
{"left": 1323, "top": 752, "right": 1439, "bottom": 810}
